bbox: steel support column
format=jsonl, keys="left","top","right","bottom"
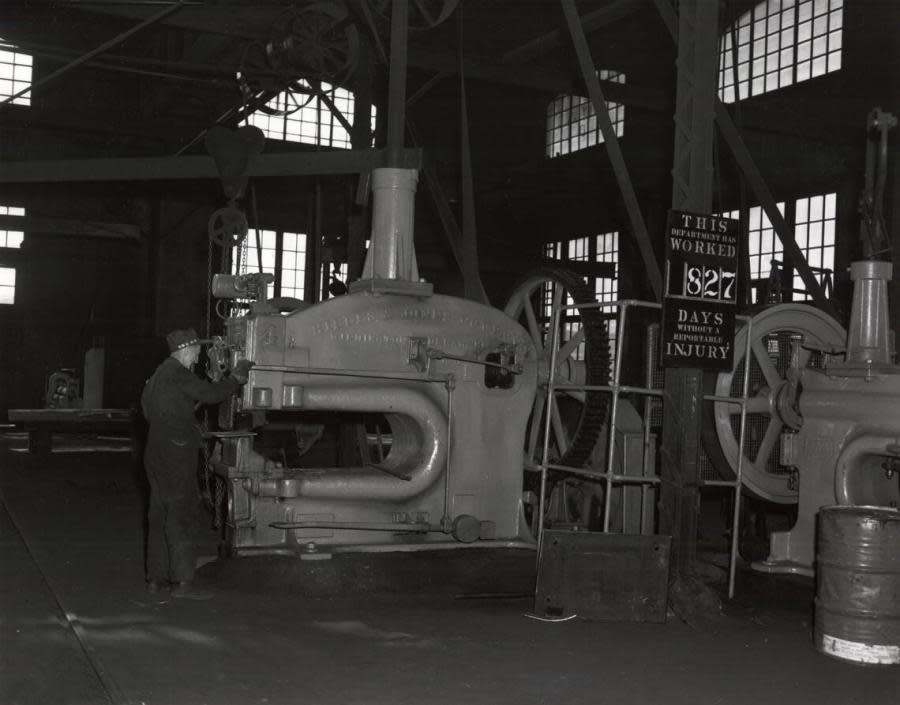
{"left": 456, "top": 7, "right": 490, "bottom": 305}
{"left": 386, "top": 0, "right": 410, "bottom": 165}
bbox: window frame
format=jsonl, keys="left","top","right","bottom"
{"left": 247, "top": 80, "right": 376, "bottom": 149}
{"left": 718, "top": 0, "right": 843, "bottom": 104}
{"left": 544, "top": 232, "right": 620, "bottom": 362}
{"left": 718, "top": 192, "right": 837, "bottom": 304}
{"left": 0, "top": 204, "right": 25, "bottom": 306}
{"left": 0, "top": 39, "right": 33, "bottom": 106}
{"left": 546, "top": 70, "right": 626, "bottom": 158}
{"left": 233, "top": 228, "right": 309, "bottom": 301}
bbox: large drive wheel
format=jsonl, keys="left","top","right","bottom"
{"left": 503, "top": 267, "right": 611, "bottom": 476}
{"left": 703, "top": 304, "right": 846, "bottom": 504}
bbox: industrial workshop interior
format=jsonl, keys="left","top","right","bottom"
{"left": 1, "top": 0, "right": 898, "bottom": 702}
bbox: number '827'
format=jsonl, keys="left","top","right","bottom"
{"left": 682, "top": 264, "right": 736, "bottom": 301}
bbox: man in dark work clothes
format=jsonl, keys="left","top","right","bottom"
{"left": 141, "top": 328, "right": 253, "bottom": 600}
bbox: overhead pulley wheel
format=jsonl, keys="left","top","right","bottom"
{"left": 702, "top": 303, "right": 846, "bottom": 504}
{"left": 503, "top": 267, "right": 611, "bottom": 475}
{"left": 267, "top": 3, "right": 360, "bottom": 84}
{"left": 208, "top": 206, "right": 249, "bottom": 248}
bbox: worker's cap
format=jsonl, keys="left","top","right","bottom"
{"left": 166, "top": 328, "right": 201, "bottom": 352}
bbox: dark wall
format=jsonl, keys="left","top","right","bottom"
{"left": 0, "top": 225, "right": 149, "bottom": 411}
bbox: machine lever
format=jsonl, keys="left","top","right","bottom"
{"left": 270, "top": 520, "right": 432, "bottom": 533}
{"left": 425, "top": 348, "right": 523, "bottom": 374}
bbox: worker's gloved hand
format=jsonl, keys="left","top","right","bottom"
{"left": 231, "top": 359, "right": 255, "bottom": 383}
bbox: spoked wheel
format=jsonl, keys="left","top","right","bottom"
{"left": 504, "top": 267, "right": 611, "bottom": 532}
{"left": 268, "top": 3, "right": 360, "bottom": 84}
{"left": 208, "top": 206, "right": 249, "bottom": 248}
{"left": 702, "top": 304, "right": 846, "bottom": 504}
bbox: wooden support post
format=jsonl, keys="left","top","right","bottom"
{"left": 659, "top": 0, "right": 717, "bottom": 584}
{"left": 653, "top": 0, "right": 833, "bottom": 316}
{"left": 456, "top": 6, "right": 490, "bottom": 305}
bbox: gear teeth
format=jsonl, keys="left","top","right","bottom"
{"left": 509, "top": 266, "right": 612, "bottom": 478}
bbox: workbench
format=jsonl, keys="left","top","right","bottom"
{"left": 7, "top": 408, "right": 137, "bottom": 455}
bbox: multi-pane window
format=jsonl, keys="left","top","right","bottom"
{"left": 234, "top": 229, "right": 308, "bottom": 300}
{"left": 544, "top": 234, "right": 619, "bottom": 362}
{"left": 561, "top": 237, "right": 590, "bottom": 360}
{"left": 280, "top": 231, "right": 308, "bottom": 299}
{"left": 248, "top": 81, "right": 376, "bottom": 149}
{"left": 792, "top": 193, "right": 836, "bottom": 300}
{"left": 0, "top": 205, "right": 24, "bottom": 305}
{"left": 719, "top": 0, "right": 843, "bottom": 103}
{"left": 719, "top": 204, "right": 784, "bottom": 303}
{"left": 720, "top": 193, "right": 835, "bottom": 303}
{"left": 0, "top": 39, "right": 32, "bottom": 106}
{"left": 0, "top": 267, "right": 15, "bottom": 305}
{"left": 546, "top": 71, "right": 625, "bottom": 158}
{"left": 595, "top": 231, "right": 619, "bottom": 359}
{"left": 0, "top": 205, "right": 24, "bottom": 248}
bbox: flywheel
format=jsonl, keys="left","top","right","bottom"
{"left": 503, "top": 267, "right": 611, "bottom": 475}
{"left": 702, "top": 303, "right": 846, "bottom": 504}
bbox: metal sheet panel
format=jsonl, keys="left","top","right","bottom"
{"left": 535, "top": 531, "right": 671, "bottom": 622}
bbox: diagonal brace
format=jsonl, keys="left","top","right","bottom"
{"left": 560, "top": 0, "right": 663, "bottom": 301}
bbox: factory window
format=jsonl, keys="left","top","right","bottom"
{"left": 719, "top": 0, "right": 843, "bottom": 103}
{"left": 234, "top": 229, "right": 308, "bottom": 300}
{"left": 594, "top": 231, "right": 619, "bottom": 360}
{"left": 544, "top": 232, "right": 619, "bottom": 362}
{"left": 248, "top": 81, "right": 376, "bottom": 149}
{"left": 0, "top": 39, "right": 32, "bottom": 106}
{"left": 720, "top": 203, "right": 785, "bottom": 302}
{"left": 0, "top": 205, "right": 25, "bottom": 248}
{"left": 0, "top": 267, "right": 15, "bottom": 305}
{"left": 546, "top": 70, "right": 625, "bottom": 158}
{"left": 322, "top": 261, "right": 348, "bottom": 300}
{"left": 791, "top": 193, "right": 836, "bottom": 300}
{"left": 720, "top": 193, "right": 835, "bottom": 303}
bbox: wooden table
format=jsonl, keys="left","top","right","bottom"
{"left": 7, "top": 408, "right": 136, "bottom": 455}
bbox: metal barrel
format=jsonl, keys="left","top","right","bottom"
{"left": 815, "top": 505, "right": 900, "bottom": 665}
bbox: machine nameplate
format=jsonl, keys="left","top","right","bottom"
{"left": 309, "top": 304, "right": 529, "bottom": 348}
{"left": 327, "top": 330, "right": 518, "bottom": 356}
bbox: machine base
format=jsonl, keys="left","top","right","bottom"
{"left": 750, "top": 559, "right": 814, "bottom": 578}
{"left": 228, "top": 538, "right": 537, "bottom": 558}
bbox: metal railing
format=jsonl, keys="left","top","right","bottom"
{"left": 536, "top": 297, "right": 754, "bottom": 598}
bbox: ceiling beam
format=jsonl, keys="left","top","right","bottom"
{"left": 0, "top": 214, "right": 141, "bottom": 240}
{"left": 501, "top": 0, "right": 647, "bottom": 64}
{"left": 0, "top": 148, "right": 422, "bottom": 184}
{"left": 407, "top": 46, "right": 669, "bottom": 111}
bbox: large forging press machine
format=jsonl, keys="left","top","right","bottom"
{"left": 202, "top": 149, "right": 899, "bottom": 572}
{"left": 707, "top": 109, "right": 900, "bottom": 576}
{"left": 767, "top": 259, "right": 900, "bottom": 575}
{"left": 208, "top": 168, "right": 539, "bottom": 555}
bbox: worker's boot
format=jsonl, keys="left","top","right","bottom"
{"left": 145, "top": 580, "right": 171, "bottom": 602}
{"left": 171, "top": 581, "right": 214, "bottom": 601}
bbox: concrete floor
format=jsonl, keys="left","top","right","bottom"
{"left": 1, "top": 432, "right": 897, "bottom": 705}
